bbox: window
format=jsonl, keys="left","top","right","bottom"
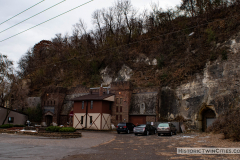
{"left": 120, "top": 115, "right": 122, "bottom": 121}
{"left": 116, "top": 98, "right": 119, "bottom": 104}
{"left": 109, "top": 103, "right": 112, "bottom": 110}
{"left": 82, "top": 101, "right": 84, "bottom": 109}
{"left": 8, "top": 117, "right": 14, "bottom": 123}
{"left": 116, "top": 106, "right": 118, "bottom": 112}
{"left": 44, "top": 101, "right": 45, "bottom": 105}
{"left": 90, "top": 101, "right": 93, "bottom": 109}
{"left": 116, "top": 115, "right": 118, "bottom": 120}
{"left": 54, "top": 100, "right": 55, "bottom": 105}
{"left": 51, "top": 101, "right": 52, "bottom": 105}
{"left": 120, "top": 106, "right": 122, "bottom": 112}
{"left": 120, "top": 98, "right": 122, "bottom": 104}
{"left": 81, "top": 116, "right": 83, "bottom": 124}
{"left": 90, "top": 116, "right": 92, "bottom": 124}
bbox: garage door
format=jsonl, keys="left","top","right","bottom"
{"left": 129, "top": 116, "right": 146, "bottom": 125}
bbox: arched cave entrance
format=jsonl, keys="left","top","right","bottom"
{"left": 45, "top": 115, "right": 53, "bottom": 126}
{"left": 201, "top": 108, "right": 216, "bottom": 132}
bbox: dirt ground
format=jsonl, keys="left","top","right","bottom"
{"left": 62, "top": 131, "right": 240, "bottom": 160}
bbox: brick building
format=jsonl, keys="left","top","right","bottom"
{"left": 41, "top": 87, "right": 67, "bottom": 126}
{"left": 110, "top": 81, "right": 133, "bottom": 126}
{"left": 41, "top": 81, "right": 159, "bottom": 128}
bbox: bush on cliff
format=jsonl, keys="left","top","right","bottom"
{"left": 207, "top": 108, "right": 240, "bottom": 141}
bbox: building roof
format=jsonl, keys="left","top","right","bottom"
{"left": 72, "top": 93, "right": 115, "bottom": 101}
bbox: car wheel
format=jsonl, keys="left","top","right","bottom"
{"left": 158, "top": 133, "right": 160, "bottom": 136}
{"left": 146, "top": 131, "right": 149, "bottom": 136}
{"left": 135, "top": 133, "right": 138, "bottom": 136}
{"left": 170, "top": 131, "right": 173, "bottom": 136}
{"left": 117, "top": 131, "right": 120, "bottom": 134}
{"left": 127, "top": 129, "right": 130, "bottom": 134}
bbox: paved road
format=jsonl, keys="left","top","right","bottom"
{"left": 62, "top": 132, "right": 228, "bottom": 160}
{"left": 0, "top": 131, "right": 238, "bottom": 160}
{"left": 0, "top": 131, "right": 115, "bottom": 160}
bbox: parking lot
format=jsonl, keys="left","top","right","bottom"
{"left": 1, "top": 131, "right": 240, "bottom": 160}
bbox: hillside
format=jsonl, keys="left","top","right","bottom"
{"left": 17, "top": 0, "right": 240, "bottom": 95}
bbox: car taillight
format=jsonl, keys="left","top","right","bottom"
{"left": 143, "top": 128, "right": 145, "bottom": 131}
{"left": 116, "top": 126, "right": 118, "bottom": 128}
{"left": 123, "top": 126, "right": 127, "bottom": 128}
{"left": 166, "top": 127, "right": 170, "bottom": 130}
{"left": 133, "top": 128, "right": 135, "bottom": 131}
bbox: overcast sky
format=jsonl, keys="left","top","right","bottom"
{"left": 0, "top": 0, "right": 181, "bottom": 69}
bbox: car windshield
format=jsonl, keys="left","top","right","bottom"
{"left": 137, "top": 124, "right": 146, "bottom": 127}
{"left": 158, "top": 123, "right": 169, "bottom": 127}
{"left": 117, "top": 123, "right": 126, "bottom": 126}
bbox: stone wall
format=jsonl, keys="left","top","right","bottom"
{"left": 26, "top": 97, "right": 41, "bottom": 108}
{"left": 130, "top": 92, "right": 158, "bottom": 115}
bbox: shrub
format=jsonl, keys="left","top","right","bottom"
{"left": 45, "top": 126, "right": 76, "bottom": 132}
{"left": 23, "top": 104, "right": 42, "bottom": 122}
{"left": 0, "top": 124, "right": 13, "bottom": 128}
{"left": 206, "top": 28, "right": 215, "bottom": 43}
{"left": 207, "top": 108, "right": 240, "bottom": 141}
{"left": 59, "top": 127, "right": 76, "bottom": 132}
{"left": 221, "top": 50, "right": 228, "bottom": 60}
{"left": 157, "top": 55, "right": 165, "bottom": 69}
{"left": 13, "top": 125, "right": 25, "bottom": 127}
{"left": 45, "top": 126, "right": 61, "bottom": 132}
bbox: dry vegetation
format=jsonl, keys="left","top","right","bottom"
{"left": 207, "top": 108, "right": 240, "bottom": 141}
{"left": 17, "top": 0, "right": 240, "bottom": 94}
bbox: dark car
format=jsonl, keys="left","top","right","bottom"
{"left": 117, "top": 122, "right": 135, "bottom": 134}
{"left": 157, "top": 122, "right": 177, "bottom": 136}
{"left": 133, "top": 124, "right": 157, "bottom": 136}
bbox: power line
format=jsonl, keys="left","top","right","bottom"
{"left": 0, "top": 0, "right": 94, "bottom": 43}
{"left": 0, "top": 0, "right": 45, "bottom": 26}
{"left": 0, "top": 0, "right": 67, "bottom": 34}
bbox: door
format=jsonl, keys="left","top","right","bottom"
{"left": 207, "top": 118, "right": 216, "bottom": 128}
{"left": 46, "top": 115, "right": 53, "bottom": 126}
{"left": 129, "top": 116, "right": 146, "bottom": 126}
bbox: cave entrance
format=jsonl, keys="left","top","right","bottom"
{"left": 201, "top": 108, "right": 216, "bottom": 132}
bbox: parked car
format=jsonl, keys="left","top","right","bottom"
{"left": 133, "top": 124, "right": 157, "bottom": 136}
{"left": 116, "top": 122, "right": 135, "bottom": 134}
{"left": 157, "top": 122, "right": 177, "bottom": 136}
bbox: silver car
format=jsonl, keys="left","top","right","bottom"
{"left": 133, "top": 124, "right": 157, "bottom": 136}
{"left": 157, "top": 122, "right": 177, "bottom": 136}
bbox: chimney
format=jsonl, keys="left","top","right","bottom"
{"left": 99, "top": 84, "right": 103, "bottom": 96}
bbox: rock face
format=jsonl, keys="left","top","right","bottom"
{"left": 159, "top": 33, "right": 240, "bottom": 131}
{"left": 130, "top": 92, "right": 158, "bottom": 115}
{"left": 101, "top": 65, "right": 133, "bottom": 85}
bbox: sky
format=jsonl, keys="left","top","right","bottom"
{"left": 0, "top": 0, "right": 181, "bottom": 69}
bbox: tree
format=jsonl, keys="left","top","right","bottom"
{"left": 0, "top": 54, "right": 14, "bottom": 107}
{"left": 0, "top": 53, "right": 14, "bottom": 125}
